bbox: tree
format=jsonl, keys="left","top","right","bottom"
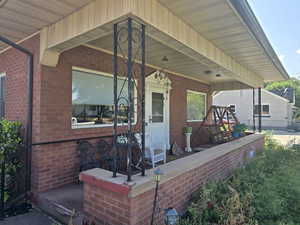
{"left": 265, "top": 78, "right": 300, "bottom": 108}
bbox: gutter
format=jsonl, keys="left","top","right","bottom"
{"left": 0, "top": 35, "right": 33, "bottom": 197}
{"left": 227, "top": 0, "right": 290, "bottom": 81}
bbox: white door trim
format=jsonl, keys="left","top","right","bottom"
{"left": 145, "top": 72, "right": 172, "bottom": 149}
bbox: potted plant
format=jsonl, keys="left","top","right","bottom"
{"left": 232, "top": 123, "right": 247, "bottom": 138}
{"left": 183, "top": 126, "right": 193, "bottom": 152}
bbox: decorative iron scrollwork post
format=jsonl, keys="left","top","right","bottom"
{"left": 113, "top": 18, "right": 146, "bottom": 181}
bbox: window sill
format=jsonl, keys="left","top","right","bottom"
{"left": 254, "top": 115, "right": 271, "bottom": 118}
{"left": 72, "top": 122, "right": 137, "bottom": 129}
{"left": 187, "top": 120, "right": 203, "bottom": 123}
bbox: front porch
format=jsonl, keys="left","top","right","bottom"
{"left": 33, "top": 12, "right": 270, "bottom": 225}
{"left": 37, "top": 134, "right": 264, "bottom": 225}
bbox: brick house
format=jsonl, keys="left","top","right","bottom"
{"left": 0, "top": 0, "right": 288, "bottom": 224}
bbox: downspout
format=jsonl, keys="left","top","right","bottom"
{"left": 0, "top": 35, "right": 34, "bottom": 196}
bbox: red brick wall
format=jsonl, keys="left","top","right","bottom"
{"left": 1, "top": 34, "right": 212, "bottom": 193}
{"left": 0, "top": 35, "right": 43, "bottom": 194}
{"left": 38, "top": 46, "right": 211, "bottom": 143}
{"left": 82, "top": 135, "right": 264, "bottom": 225}
{"left": 169, "top": 75, "right": 212, "bottom": 147}
{"left": 31, "top": 44, "right": 212, "bottom": 193}
{"left": 0, "top": 34, "right": 41, "bottom": 129}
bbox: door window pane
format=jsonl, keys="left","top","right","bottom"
{"left": 152, "top": 92, "right": 164, "bottom": 123}
{"left": 72, "top": 69, "right": 135, "bottom": 127}
{"left": 187, "top": 91, "right": 206, "bottom": 121}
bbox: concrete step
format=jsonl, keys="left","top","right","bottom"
{"left": 37, "top": 183, "right": 84, "bottom": 225}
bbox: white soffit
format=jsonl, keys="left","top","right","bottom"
{"left": 0, "top": 0, "right": 93, "bottom": 51}
{"left": 158, "top": 0, "right": 289, "bottom": 82}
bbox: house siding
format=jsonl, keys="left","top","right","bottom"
{"left": 213, "top": 89, "right": 293, "bottom": 129}
{"left": 0, "top": 34, "right": 211, "bottom": 193}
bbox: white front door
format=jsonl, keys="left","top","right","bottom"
{"left": 145, "top": 77, "right": 170, "bottom": 152}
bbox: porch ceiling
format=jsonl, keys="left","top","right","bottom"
{"left": 87, "top": 34, "right": 236, "bottom": 84}
{"left": 0, "top": 0, "right": 288, "bottom": 90}
{"left": 158, "top": 0, "right": 289, "bottom": 82}
{"left": 0, "top": 0, "right": 93, "bottom": 51}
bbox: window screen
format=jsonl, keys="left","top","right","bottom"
{"left": 72, "top": 70, "right": 135, "bottom": 127}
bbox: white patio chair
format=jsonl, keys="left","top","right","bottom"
{"left": 146, "top": 142, "right": 167, "bottom": 168}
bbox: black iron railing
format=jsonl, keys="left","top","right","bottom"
{"left": 113, "top": 18, "right": 146, "bottom": 181}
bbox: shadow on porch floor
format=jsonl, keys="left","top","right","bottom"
{"left": 38, "top": 183, "right": 84, "bottom": 225}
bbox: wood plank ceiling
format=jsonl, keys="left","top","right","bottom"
{"left": 158, "top": 0, "right": 284, "bottom": 82}
{"left": 0, "top": 0, "right": 93, "bottom": 51}
{"left": 88, "top": 34, "right": 234, "bottom": 84}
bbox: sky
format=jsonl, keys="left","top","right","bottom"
{"left": 247, "top": 0, "right": 300, "bottom": 78}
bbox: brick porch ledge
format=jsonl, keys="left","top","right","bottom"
{"left": 80, "top": 134, "right": 264, "bottom": 225}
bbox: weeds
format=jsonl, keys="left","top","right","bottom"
{"left": 179, "top": 134, "right": 300, "bottom": 225}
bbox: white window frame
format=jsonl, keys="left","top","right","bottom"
{"left": 71, "top": 67, "right": 138, "bottom": 129}
{"left": 186, "top": 90, "right": 207, "bottom": 122}
{"left": 254, "top": 103, "right": 270, "bottom": 116}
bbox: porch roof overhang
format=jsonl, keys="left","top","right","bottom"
{"left": 0, "top": 0, "right": 289, "bottom": 90}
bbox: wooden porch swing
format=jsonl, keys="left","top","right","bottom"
{"left": 192, "top": 105, "right": 239, "bottom": 146}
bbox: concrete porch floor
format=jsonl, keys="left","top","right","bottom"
{"left": 2, "top": 208, "right": 61, "bottom": 225}
{"left": 38, "top": 183, "right": 84, "bottom": 225}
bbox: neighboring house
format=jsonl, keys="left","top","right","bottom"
{"left": 0, "top": 0, "right": 289, "bottom": 224}
{"left": 213, "top": 89, "right": 295, "bottom": 129}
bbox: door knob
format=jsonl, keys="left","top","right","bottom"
{"left": 148, "top": 115, "right": 152, "bottom": 123}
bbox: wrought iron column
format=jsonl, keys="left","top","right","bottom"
{"left": 252, "top": 88, "right": 256, "bottom": 132}
{"left": 127, "top": 18, "right": 133, "bottom": 182}
{"left": 258, "top": 87, "right": 262, "bottom": 132}
{"left": 141, "top": 24, "right": 146, "bottom": 176}
{"left": 112, "top": 18, "right": 146, "bottom": 181}
{"left": 113, "top": 23, "right": 118, "bottom": 178}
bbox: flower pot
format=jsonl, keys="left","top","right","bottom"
{"left": 185, "top": 132, "right": 192, "bottom": 152}
{"left": 232, "top": 132, "right": 239, "bottom": 138}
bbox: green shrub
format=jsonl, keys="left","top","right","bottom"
{"left": 179, "top": 136, "right": 300, "bottom": 225}
{"left": 0, "top": 119, "right": 23, "bottom": 202}
{"left": 0, "top": 119, "right": 23, "bottom": 161}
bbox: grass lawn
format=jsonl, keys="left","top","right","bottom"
{"left": 179, "top": 135, "right": 300, "bottom": 225}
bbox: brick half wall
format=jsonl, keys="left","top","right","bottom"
{"left": 80, "top": 134, "right": 264, "bottom": 225}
